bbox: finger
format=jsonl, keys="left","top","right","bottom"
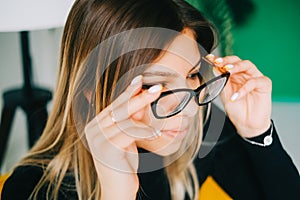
{"left": 89, "top": 132, "right": 137, "bottom": 173}
{"left": 85, "top": 118, "right": 139, "bottom": 141}
{"left": 110, "top": 84, "right": 162, "bottom": 122}
{"left": 204, "top": 54, "right": 240, "bottom": 73}
{"left": 105, "top": 119, "right": 155, "bottom": 140}
{"left": 87, "top": 75, "right": 143, "bottom": 127}
{"left": 109, "top": 132, "right": 136, "bottom": 149}
{"left": 204, "top": 54, "right": 241, "bottom": 66}
{"left": 228, "top": 60, "right": 263, "bottom": 77}
{"left": 109, "top": 75, "right": 144, "bottom": 110}
{"left": 205, "top": 55, "right": 263, "bottom": 77}
{"left": 230, "top": 76, "right": 272, "bottom": 101}
{"left": 87, "top": 122, "right": 152, "bottom": 166}
{"left": 86, "top": 121, "right": 136, "bottom": 153}
{"left": 85, "top": 116, "right": 157, "bottom": 146}
{"left": 96, "top": 83, "right": 162, "bottom": 127}
{"left": 107, "top": 126, "right": 158, "bottom": 148}
{"left": 221, "top": 55, "right": 242, "bottom": 64}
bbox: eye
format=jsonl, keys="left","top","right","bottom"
{"left": 187, "top": 61, "right": 202, "bottom": 81}
{"left": 187, "top": 71, "right": 205, "bottom": 86}
{"left": 187, "top": 72, "right": 199, "bottom": 80}
{"left": 142, "top": 83, "right": 166, "bottom": 90}
{"left": 142, "top": 84, "right": 152, "bottom": 90}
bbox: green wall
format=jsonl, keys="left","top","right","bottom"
{"left": 187, "top": 0, "right": 300, "bottom": 101}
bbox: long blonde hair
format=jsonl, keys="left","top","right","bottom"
{"left": 15, "top": 0, "right": 218, "bottom": 199}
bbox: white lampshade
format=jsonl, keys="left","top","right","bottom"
{"left": 0, "top": 0, "right": 75, "bottom": 32}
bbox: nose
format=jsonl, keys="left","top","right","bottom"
{"left": 174, "top": 80, "right": 199, "bottom": 117}
{"left": 180, "top": 95, "right": 198, "bottom": 117}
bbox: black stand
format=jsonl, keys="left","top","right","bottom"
{"left": 0, "top": 31, "right": 52, "bottom": 168}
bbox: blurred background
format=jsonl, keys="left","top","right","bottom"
{"left": 0, "top": 0, "right": 299, "bottom": 173}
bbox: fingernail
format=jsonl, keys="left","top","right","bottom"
{"left": 230, "top": 92, "right": 239, "bottom": 101}
{"left": 148, "top": 84, "right": 162, "bottom": 93}
{"left": 214, "top": 58, "right": 223, "bottom": 65}
{"left": 130, "top": 75, "right": 143, "bottom": 85}
{"left": 205, "top": 54, "right": 215, "bottom": 60}
{"left": 224, "top": 64, "right": 234, "bottom": 70}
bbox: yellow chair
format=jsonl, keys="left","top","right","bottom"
{"left": 199, "top": 176, "right": 233, "bottom": 200}
{"left": 0, "top": 173, "right": 10, "bottom": 198}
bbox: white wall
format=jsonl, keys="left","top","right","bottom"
{"left": 0, "top": 29, "right": 299, "bottom": 173}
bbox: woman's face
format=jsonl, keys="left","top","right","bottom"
{"left": 135, "top": 29, "right": 202, "bottom": 156}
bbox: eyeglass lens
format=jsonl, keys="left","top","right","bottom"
{"left": 154, "top": 76, "right": 227, "bottom": 118}
{"left": 153, "top": 57, "right": 229, "bottom": 118}
{"left": 198, "top": 76, "right": 227, "bottom": 104}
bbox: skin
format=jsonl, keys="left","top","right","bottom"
{"left": 84, "top": 28, "right": 272, "bottom": 199}
{"left": 134, "top": 29, "right": 201, "bottom": 156}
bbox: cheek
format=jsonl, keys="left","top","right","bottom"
{"left": 132, "top": 105, "right": 166, "bottom": 130}
{"left": 133, "top": 106, "right": 187, "bottom": 156}
{"left": 131, "top": 108, "right": 146, "bottom": 121}
{"left": 131, "top": 105, "right": 154, "bottom": 125}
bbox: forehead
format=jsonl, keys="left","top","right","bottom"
{"left": 145, "top": 29, "right": 201, "bottom": 75}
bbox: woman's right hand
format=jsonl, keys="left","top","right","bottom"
{"left": 84, "top": 75, "right": 162, "bottom": 200}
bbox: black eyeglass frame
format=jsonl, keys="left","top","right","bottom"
{"left": 150, "top": 70, "right": 230, "bottom": 119}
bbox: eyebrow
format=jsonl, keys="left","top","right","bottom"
{"left": 188, "top": 58, "right": 202, "bottom": 73}
{"left": 143, "top": 71, "right": 179, "bottom": 78}
{"left": 143, "top": 58, "right": 202, "bottom": 78}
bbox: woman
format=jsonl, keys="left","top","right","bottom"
{"left": 2, "top": 0, "right": 299, "bottom": 199}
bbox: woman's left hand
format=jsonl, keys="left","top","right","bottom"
{"left": 211, "top": 55, "right": 272, "bottom": 138}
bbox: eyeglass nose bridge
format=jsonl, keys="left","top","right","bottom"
{"left": 191, "top": 83, "right": 208, "bottom": 106}
{"left": 170, "top": 85, "right": 206, "bottom": 115}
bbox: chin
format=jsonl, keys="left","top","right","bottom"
{"left": 136, "top": 134, "right": 185, "bottom": 157}
{"left": 152, "top": 141, "right": 182, "bottom": 156}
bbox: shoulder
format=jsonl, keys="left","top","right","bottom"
{"left": 1, "top": 165, "right": 44, "bottom": 199}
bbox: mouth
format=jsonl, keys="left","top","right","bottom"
{"left": 161, "top": 128, "right": 189, "bottom": 139}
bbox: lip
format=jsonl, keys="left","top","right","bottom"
{"left": 161, "top": 128, "right": 189, "bottom": 139}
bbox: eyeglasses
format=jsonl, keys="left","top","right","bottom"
{"left": 148, "top": 57, "right": 230, "bottom": 119}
